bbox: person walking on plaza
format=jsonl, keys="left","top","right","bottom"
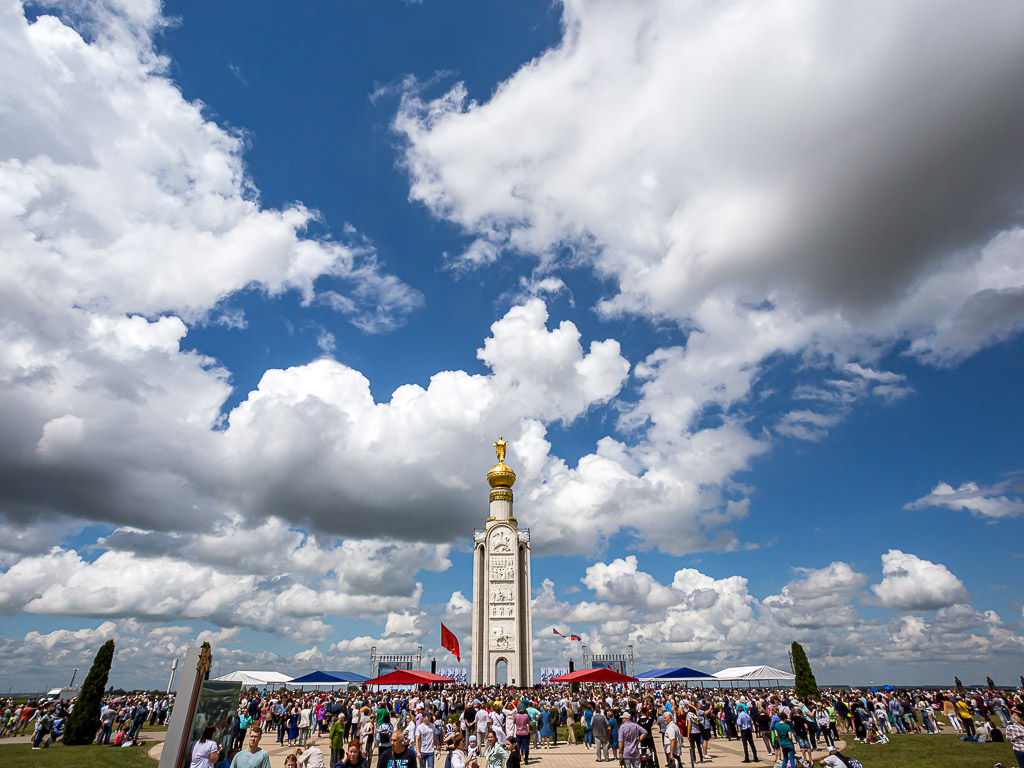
{"left": 593, "top": 707, "right": 610, "bottom": 762}
{"left": 683, "top": 704, "right": 704, "bottom": 764}
{"left": 484, "top": 730, "right": 509, "bottom": 768}
{"left": 771, "top": 713, "right": 796, "bottom": 768}
{"left": 814, "top": 705, "right": 832, "bottom": 749}
{"left": 956, "top": 698, "right": 976, "bottom": 738}
{"left": 331, "top": 714, "right": 350, "bottom": 767}
{"left": 236, "top": 707, "right": 253, "bottom": 750}
{"left": 637, "top": 703, "right": 659, "bottom": 767}
{"left": 737, "top": 706, "right": 758, "bottom": 762}
{"left": 514, "top": 702, "right": 531, "bottom": 765}
{"left": 539, "top": 705, "right": 554, "bottom": 749}
{"left": 608, "top": 709, "right": 620, "bottom": 760}
{"left": 617, "top": 711, "right": 647, "bottom": 768}
{"left": 231, "top": 725, "right": 271, "bottom": 768}
{"left": 98, "top": 700, "right": 116, "bottom": 745}
{"left": 415, "top": 712, "right": 437, "bottom": 768}
{"left": 661, "top": 712, "right": 682, "bottom": 768}
{"left": 378, "top": 729, "right": 416, "bottom": 768}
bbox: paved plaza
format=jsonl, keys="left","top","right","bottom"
{"left": 141, "top": 728, "right": 846, "bottom": 768}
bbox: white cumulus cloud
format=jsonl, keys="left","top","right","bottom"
{"left": 905, "top": 479, "right": 1024, "bottom": 521}
{"left": 872, "top": 549, "right": 970, "bottom": 610}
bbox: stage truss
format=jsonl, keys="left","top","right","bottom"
{"left": 582, "top": 644, "right": 634, "bottom": 676}
{"left": 370, "top": 646, "right": 422, "bottom": 678}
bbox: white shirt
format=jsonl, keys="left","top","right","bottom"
{"left": 661, "top": 721, "right": 682, "bottom": 755}
{"left": 416, "top": 723, "right": 435, "bottom": 754}
{"left": 475, "top": 710, "right": 489, "bottom": 733}
{"left": 190, "top": 739, "right": 219, "bottom": 768}
{"left": 298, "top": 746, "right": 327, "bottom": 767}
{"left": 822, "top": 756, "right": 845, "bottom": 768}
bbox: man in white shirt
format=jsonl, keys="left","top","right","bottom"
{"left": 297, "top": 743, "right": 328, "bottom": 768}
{"left": 661, "top": 713, "right": 682, "bottom": 768}
{"left": 819, "top": 746, "right": 844, "bottom": 768}
{"left": 415, "top": 713, "right": 437, "bottom": 768}
{"left": 475, "top": 708, "right": 489, "bottom": 745}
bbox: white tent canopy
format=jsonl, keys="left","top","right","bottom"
{"left": 713, "top": 665, "right": 794, "bottom": 681}
{"left": 213, "top": 670, "right": 293, "bottom": 687}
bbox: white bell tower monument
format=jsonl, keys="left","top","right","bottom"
{"left": 471, "top": 437, "right": 534, "bottom": 687}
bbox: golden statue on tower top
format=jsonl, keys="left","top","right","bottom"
{"left": 488, "top": 437, "right": 515, "bottom": 490}
{"left": 493, "top": 436, "right": 508, "bottom": 463}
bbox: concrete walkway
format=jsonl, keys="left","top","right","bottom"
{"left": 150, "top": 732, "right": 846, "bottom": 768}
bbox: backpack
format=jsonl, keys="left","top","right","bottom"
{"left": 377, "top": 721, "right": 394, "bottom": 746}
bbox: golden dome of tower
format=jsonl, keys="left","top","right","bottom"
{"left": 487, "top": 436, "right": 516, "bottom": 489}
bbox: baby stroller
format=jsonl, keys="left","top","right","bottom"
{"left": 639, "top": 745, "right": 657, "bottom": 768}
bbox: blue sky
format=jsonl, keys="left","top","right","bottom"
{"left": 1, "top": 0, "right": 1023, "bottom": 692}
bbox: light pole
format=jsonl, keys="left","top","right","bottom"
{"left": 69, "top": 668, "right": 80, "bottom": 688}
{"left": 166, "top": 658, "right": 180, "bottom": 694}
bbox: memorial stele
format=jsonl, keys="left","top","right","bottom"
{"left": 471, "top": 437, "right": 534, "bottom": 686}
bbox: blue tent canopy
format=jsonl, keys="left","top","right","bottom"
{"left": 637, "top": 666, "right": 713, "bottom": 680}
{"left": 636, "top": 668, "right": 676, "bottom": 679}
{"left": 288, "top": 670, "right": 369, "bottom": 684}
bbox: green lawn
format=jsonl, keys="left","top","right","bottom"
{"left": 843, "top": 732, "right": 1015, "bottom": 768}
{"left": 0, "top": 742, "right": 157, "bottom": 767}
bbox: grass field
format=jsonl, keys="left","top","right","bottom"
{"left": 843, "top": 732, "right": 1016, "bottom": 768}
{"left": 0, "top": 742, "right": 156, "bottom": 767}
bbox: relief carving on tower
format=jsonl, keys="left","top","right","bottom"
{"left": 490, "top": 621, "right": 515, "bottom": 651}
{"left": 490, "top": 604, "right": 514, "bottom": 619}
{"left": 490, "top": 584, "right": 513, "bottom": 604}
{"left": 489, "top": 555, "right": 513, "bottom": 582}
{"left": 489, "top": 528, "right": 513, "bottom": 553}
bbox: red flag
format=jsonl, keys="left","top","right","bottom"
{"left": 440, "top": 622, "right": 461, "bottom": 661}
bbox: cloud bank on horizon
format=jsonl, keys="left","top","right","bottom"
{"left": 0, "top": 0, "right": 1022, "bottom": 689}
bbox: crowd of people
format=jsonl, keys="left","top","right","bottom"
{"left": 2, "top": 682, "right": 1022, "bottom": 768}
{"left": 186, "top": 683, "right": 1024, "bottom": 768}
{"left": 0, "top": 692, "right": 173, "bottom": 749}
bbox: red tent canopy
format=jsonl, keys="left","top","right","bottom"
{"left": 364, "top": 669, "right": 454, "bottom": 685}
{"left": 548, "top": 668, "right": 638, "bottom": 683}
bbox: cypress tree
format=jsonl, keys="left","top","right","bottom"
{"left": 63, "top": 639, "right": 116, "bottom": 745}
{"left": 791, "top": 641, "right": 819, "bottom": 699}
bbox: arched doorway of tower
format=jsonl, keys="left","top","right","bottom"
{"left": 494, "top": 658, "right": 509, "bottom": 685}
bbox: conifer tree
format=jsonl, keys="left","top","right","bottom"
{"left": 791, "top": 641, "right": 819, "bottom": 699}
{"left": 63, "top": 639, "right": 116, "bottom": 745}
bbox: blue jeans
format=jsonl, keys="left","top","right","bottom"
{"left": 780, "top": 746, "right": 797, "bottom": 768}
{"left": 584, "top": 729, "right": 593, "bottom": 747}
{"left": 98, "top": 723, "right": 112, "bottom": 744}
{"left": 420, "top": 753, "right": 435, "bottom": 768}
{"left": 1012, "top": 748, "right": 1024, "bottom": 768}
{"left": 516, "top": 734, "right": 530, "bottom": 763}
